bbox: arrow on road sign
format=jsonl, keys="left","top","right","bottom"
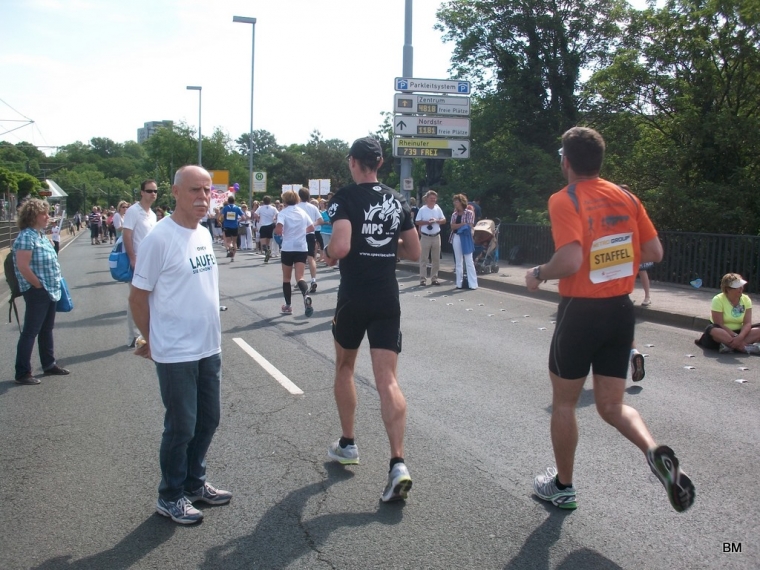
{"left": 396, "top": 119, "right": 407, "bottom": 130}
{"left": 457, "top": 144, "right": 467, "bottom": 155}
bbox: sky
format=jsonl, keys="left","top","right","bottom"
{"left": 0, "top": 0, "right": 457, "bottom": 152}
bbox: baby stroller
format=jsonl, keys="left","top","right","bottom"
{"left": 473, "top": 218, "right": 500, "bottom": 274}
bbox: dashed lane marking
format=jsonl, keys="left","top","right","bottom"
{"left": 233, "top": 338, "right": 304, "bottom": 395}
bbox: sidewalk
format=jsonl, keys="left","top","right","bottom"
{"left": 399, "top": 253, "right": 716, "bottom": 332}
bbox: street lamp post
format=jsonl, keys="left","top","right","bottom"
{"left": 186, "top": 85, "right": 202, "bottom": 166}
{"left": 232, "top": 15, "right": 256, "bottom": 209}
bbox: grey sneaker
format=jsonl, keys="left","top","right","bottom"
{"left": 533, "top": 467, "right": 577, "bottom": 509}
{"left": 646, "top": 445, "right": 695, "bottom": 513}
{"left": 381, "top": 462, "right": 413, "bottom": 503}
{"left": 186, "top": 482, "right": 232, "bottom": 505}
{"left": 719, "top": 343, "right": 733, "bottom": 354}
{"left": 156, "top": 496, "right": 203, "bottom": 524}
{"left": 327, "top": 440, "right": 359, "bottom": 465}
{"left": 309, "top": 281, "right": 317, "bottom": 293}
{"left": 630, "top": 351, "right": 646, "bottom": 382}
{"left": 744, "top": 343, "right": 760, "bottom": 355}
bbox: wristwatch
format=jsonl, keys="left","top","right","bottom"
{"left": 533, "top": 266, "right": 542, "bottom": 281}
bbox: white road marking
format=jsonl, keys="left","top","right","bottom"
{"left": 233, "top": 338, "right": 304, "bottom": 395}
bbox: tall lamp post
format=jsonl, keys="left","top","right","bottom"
{"left": 232, "top": 15, "right": 256, "bottom": 209}
{"left": 186, "top": 85, "right": 202, "bottom": 166}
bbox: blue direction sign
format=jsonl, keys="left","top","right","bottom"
{"left": 395, "top": 77, "right": 471, "bottom": 95}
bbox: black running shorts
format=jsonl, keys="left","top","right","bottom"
{"left": 549, "top": 295, "right": 634, "bottom": 380}
{"left": 259, "top": 224, "right": 275, "bottom": 239}
{"left": 332, "top": 294, "right": 402, "bottom": 352}
{"left": 223, "top": 227, "right": 238, "bottom": 238}
{"left": 280, "top": 251, "right": 307, "bottom": 267}
{"left": 305, "top": 233, "right": 316, "bottom": 257}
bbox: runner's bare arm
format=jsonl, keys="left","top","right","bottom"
{"left": 640, "top": 236, "right": 663, "bottom": 264}
{"left": 397, "top": 227, "right": 420, "bottom": 262}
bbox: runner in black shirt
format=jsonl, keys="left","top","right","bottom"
{"left": 323, "top": 136, "right": 420, "bottom": 502}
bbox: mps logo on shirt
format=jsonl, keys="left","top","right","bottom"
{"left": 362, "top": 191, "right": 401, "bottom": 247}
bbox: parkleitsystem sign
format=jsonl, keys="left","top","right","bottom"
{"left": 392, "top": 77, "right": 471, "bottom": 160}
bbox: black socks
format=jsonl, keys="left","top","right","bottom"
{"left": 390, "top": 457, "right": 405, "bottom": 471}
{"left": 339, "top": 437, "right": 354, "bottom": 448}
{"left": 555, "top": 475, "right": 572, "bottom": 490}
{"left": 297, "top": 279, "right": 308, "bottom": 296}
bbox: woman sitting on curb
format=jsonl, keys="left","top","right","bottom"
{"left": 695, "top": 273, "right": 760, "bottom": 354}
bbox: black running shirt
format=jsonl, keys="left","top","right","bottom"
{"left": 328, "top": 182, "right": 414, "bottom": 296}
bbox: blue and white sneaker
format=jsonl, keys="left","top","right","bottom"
{"left": 381, "top": 462, "right": 412, "bottom": 503}
{"left": 156, "top": 496, "right": 203, "bottom": 524}
{"left": 304, "top": 294, "right": 313, "bottom": 318}
{"left": 533, "top": 467, "right": 577, "bottom": 509}
{"left": 186, "top": 482, "right": 232, "bottom": 506}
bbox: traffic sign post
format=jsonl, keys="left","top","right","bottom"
{"left": 393, "top": 138, "right": 470, "bottom": 160}
{"left": 394, "top": 116, "right": 470, "bottom": 137}
{"left": 395, "top": 77, "right": 471, "bottom": 95}
{"left": 394, "top": 93, "right": 470, "bottom": 116}
{"left": 253, "top": 171, "right": 267, "bottom": 192}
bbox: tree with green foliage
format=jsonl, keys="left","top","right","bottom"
{"left": 585, "top": 0, "right": 760, "bottom": 233}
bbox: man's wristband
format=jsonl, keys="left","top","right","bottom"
{"left": 533, "top": 265, "right": 542, "bottom": 281}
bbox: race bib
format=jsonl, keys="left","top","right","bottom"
{"left": 226, "top": 212, "right": 237, "bottom": 221}
{"left": 589, "top": 232, "right": 634, "bottom": 283}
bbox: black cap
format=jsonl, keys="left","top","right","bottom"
{"left": 347, "top": 137, "right": 383, "bottom": 162}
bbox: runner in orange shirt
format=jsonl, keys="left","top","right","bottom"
{"left": 524, "top": 126, "right": 695, "bottom": 513}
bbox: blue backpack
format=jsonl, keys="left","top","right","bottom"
{"left": 109, "top": 237, "right": 133, "bottom": 282}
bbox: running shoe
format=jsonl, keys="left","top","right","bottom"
{"left": 381, "top": 462, "right": 413, "bottom": 503}
{"left": 327, "top": 440, "right": 359, "bottom": 465}
{"left": 156, "top": 496, "right": 203, "bottom": 525}
{"left": 304, "top": 294, "right": 313, "bottom": 317}
{"left": 631, "top": 351, "right": 646, "bottom": 382}
{"left": 186, "top": 482, "right": 232, "bottom": 506}
{"left": 719, "top": 343, "right": 732, "bottom": 354}
{"left": 646, "top": 445, "right": 695, "bottom": 513}
{"left": 533, "top": 467, "right": 577, "bottom": 509}
{"left": 264, "top": 250, "right": 271, "bottom": 263}
{"left": 745, "top": 343, "right": 760, "bottom": 355}
{"left": 281, "top": 304, "right": 293, "bottom": 314}
{"left": 309, "top": 281, "right": 317, "bottom": 293}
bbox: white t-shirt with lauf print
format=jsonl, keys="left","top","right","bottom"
{"left": 131, "top": 217, "right": 221, "bottom": 363}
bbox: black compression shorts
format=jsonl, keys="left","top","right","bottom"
{"left": 332, "top": 294, "right": 402, "bottom": 353}
{"left": 280, "top": 251, "right": 307, "bottom": 267}
{"left": 549, "top": 295, "right": 634, "bottom": 380}
{"left": 259, "top": 224, "right": 275, "bottom": 239}
{"left": 305, "top": 233, "right": 316, "bottom": 257}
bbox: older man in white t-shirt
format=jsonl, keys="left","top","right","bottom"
{"left": 415, "top": 190, "right": 447, "bottom": 286}
{"left": 122, "top": 180, "right": 157, "bottom": 346}
{"left": 129, "top": 165, "right": 230, "bottom": 525}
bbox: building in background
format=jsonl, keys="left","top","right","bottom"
{"left": 137, "top": 120, "right": 173, "bottom": 144}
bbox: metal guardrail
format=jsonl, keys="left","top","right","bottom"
{"left": 0, "top": 221, "right": 20, "bottom": 250}
{"left": 489, "top": 223, "right": 760, "bottom": 293}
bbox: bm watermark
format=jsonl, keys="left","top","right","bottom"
{"left": 722, "top": 542, "right": 742, "bottom": 553}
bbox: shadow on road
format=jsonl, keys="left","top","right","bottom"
{"left": 504, "top": 507, "right": 622, "bottom": 569}
{"left": 200, "top": 462, "right": 404, "bottom": 569}
{"left": 32, "top": 515, "right": 175, "bottom": 569}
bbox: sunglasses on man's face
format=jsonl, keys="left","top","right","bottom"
{"left": 143, "top": 189, "right": 158, "bottom": 194}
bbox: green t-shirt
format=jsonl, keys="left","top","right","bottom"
{"left": 710, "top": 292, "right": 752, "bottom": 330}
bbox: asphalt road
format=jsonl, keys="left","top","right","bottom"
{"left": 1, "top": 233, "right": 756, "bottom": 570}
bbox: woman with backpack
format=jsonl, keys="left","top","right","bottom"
{"left": 12, "top": 199, "right": 70, "bottom": 385}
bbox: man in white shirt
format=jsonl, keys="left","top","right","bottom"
{"left": 122, "top": 180, "right": 158, "bottom": 347}
{"left": 129, "top": 165, "right": 230, "bottom": 525}
{"left": 415, "top": 190, "right": 447, "bottom": 286}
{"left": 296, "top": 187, "right": 323, "bottom": 292}
{"left": 254, "top": 196, "right": 278, "bottom": 262}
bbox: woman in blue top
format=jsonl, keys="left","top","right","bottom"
{"left": 698, "top": 273, "right": 760, "bottom": 354}
{"left": 13, "top": 199, "right": 70, "bottom": 384}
